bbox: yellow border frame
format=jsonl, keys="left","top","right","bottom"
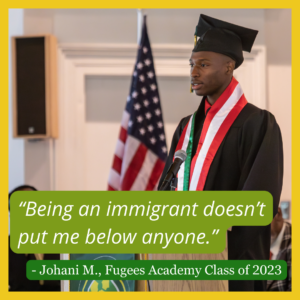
{"left": 3, "top": 2, "right": 296, "bottom": 299}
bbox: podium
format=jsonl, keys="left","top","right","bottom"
{"left": 135, "top": 242, "right": 228, "bottom": 291}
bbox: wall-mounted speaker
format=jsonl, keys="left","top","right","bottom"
{"left": 12, "top": 35, "right": 58, "bottom": 138}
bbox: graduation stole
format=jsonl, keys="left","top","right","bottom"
{"left": 175, "top": 77, "right": 247, "bottom": 191}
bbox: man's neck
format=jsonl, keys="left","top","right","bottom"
{"left": 207, "top": 77, "right": 233, "bottom": 105}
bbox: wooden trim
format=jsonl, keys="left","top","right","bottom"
{"left": 134, "top": 254, "right": 148, "bottom": 291}
{"left": 13, "top": 134, "right": 50, "bottom": 139}
{"left": 11, "top": 37, "right": 18, "bottom": 138}
{"left": 44, "top": 36, "right": 51, "bottom": 138}
{"left": 59, "top": 42, "right": 265, "bottom": 61}
{"left": 12, "top": 34, "right": 53, "bottom": 39}
{"left": 49, "top": 35, "right": 59, "bottom": 138}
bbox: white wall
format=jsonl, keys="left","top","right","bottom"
{"left": 24, "top": 9, "right": 265, "bottom": 45}
{"left": 265, "top": 9, "right": 291, "bottom": 203}
{"left": 8, "top": 9, "right": 24, "bottom": 192}
{"left": 18, "top": 9, "right": 291, "bottom": 204}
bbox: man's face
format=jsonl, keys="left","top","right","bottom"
{"left": 190, "top": 51, "right": 231, "bottom": 97}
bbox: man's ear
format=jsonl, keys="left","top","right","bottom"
{"left": 226, "top": 61, "right": 235, "bottom": 75}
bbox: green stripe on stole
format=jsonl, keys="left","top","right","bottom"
{"left": 183, "top": 112, "right": 196, "bottom": 191}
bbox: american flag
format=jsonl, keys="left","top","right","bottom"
{"left": 108, "top": 16, "right": 167, "bottom": 191}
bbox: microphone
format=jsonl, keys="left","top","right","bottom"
{"left": 159, "top": 150, "right": 187, "bottom": 191}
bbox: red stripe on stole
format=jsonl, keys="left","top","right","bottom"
{"left": 175, "top": 120, "right": 189, "bottom": 153}
{"left": 119, "top": 127, "right": 127, "bottom": 143}
{"left": 189, "top": 151, "right": 198, "bottom": 184}
{"left": 121, "top": 143, "right": 148, "bottom": 191}
{"left": 196, "top": 95, "right": 247, "bottom": 191}
{"left": 145, "top": 158, "right": 165, "bottom": 190}
{"left": 112, "top": 154, "right": 122, "bottom": 174}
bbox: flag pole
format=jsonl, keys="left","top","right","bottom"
{"left": 137, "top": 10, "right": 150, "bottom": 292}
{"left": 137, "top": 9, "right": 144, "bottom": 45}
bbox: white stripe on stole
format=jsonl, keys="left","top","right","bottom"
{"left": 189, "top": 84, "right": 244, "bottom": 191}
{"left": 177, "top": 114, "right": 194, "bottom": 191}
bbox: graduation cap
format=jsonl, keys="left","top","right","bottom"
{"left": 193, "top": 14, "right": 258, "bottom": 69}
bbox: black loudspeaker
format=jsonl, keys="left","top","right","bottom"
{"left": 12, "top": 35, "right": 58, "bottom": 138}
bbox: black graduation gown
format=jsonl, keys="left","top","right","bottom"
{"left": 158, "top": 98, "right": 284, "bottom": 291}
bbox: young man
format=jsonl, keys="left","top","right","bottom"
{"left": 158, "top": 15, "right": 284, "bottom": 291}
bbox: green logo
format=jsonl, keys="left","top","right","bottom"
{"left": 79, "top": 279, "right": 127, "bottom": 292}
{"left": 77, "top": 255, "right": 131, "bottom": 292}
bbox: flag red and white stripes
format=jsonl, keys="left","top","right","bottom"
{"left": 108, "top": 112, "right": 165, "bottom": 191}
